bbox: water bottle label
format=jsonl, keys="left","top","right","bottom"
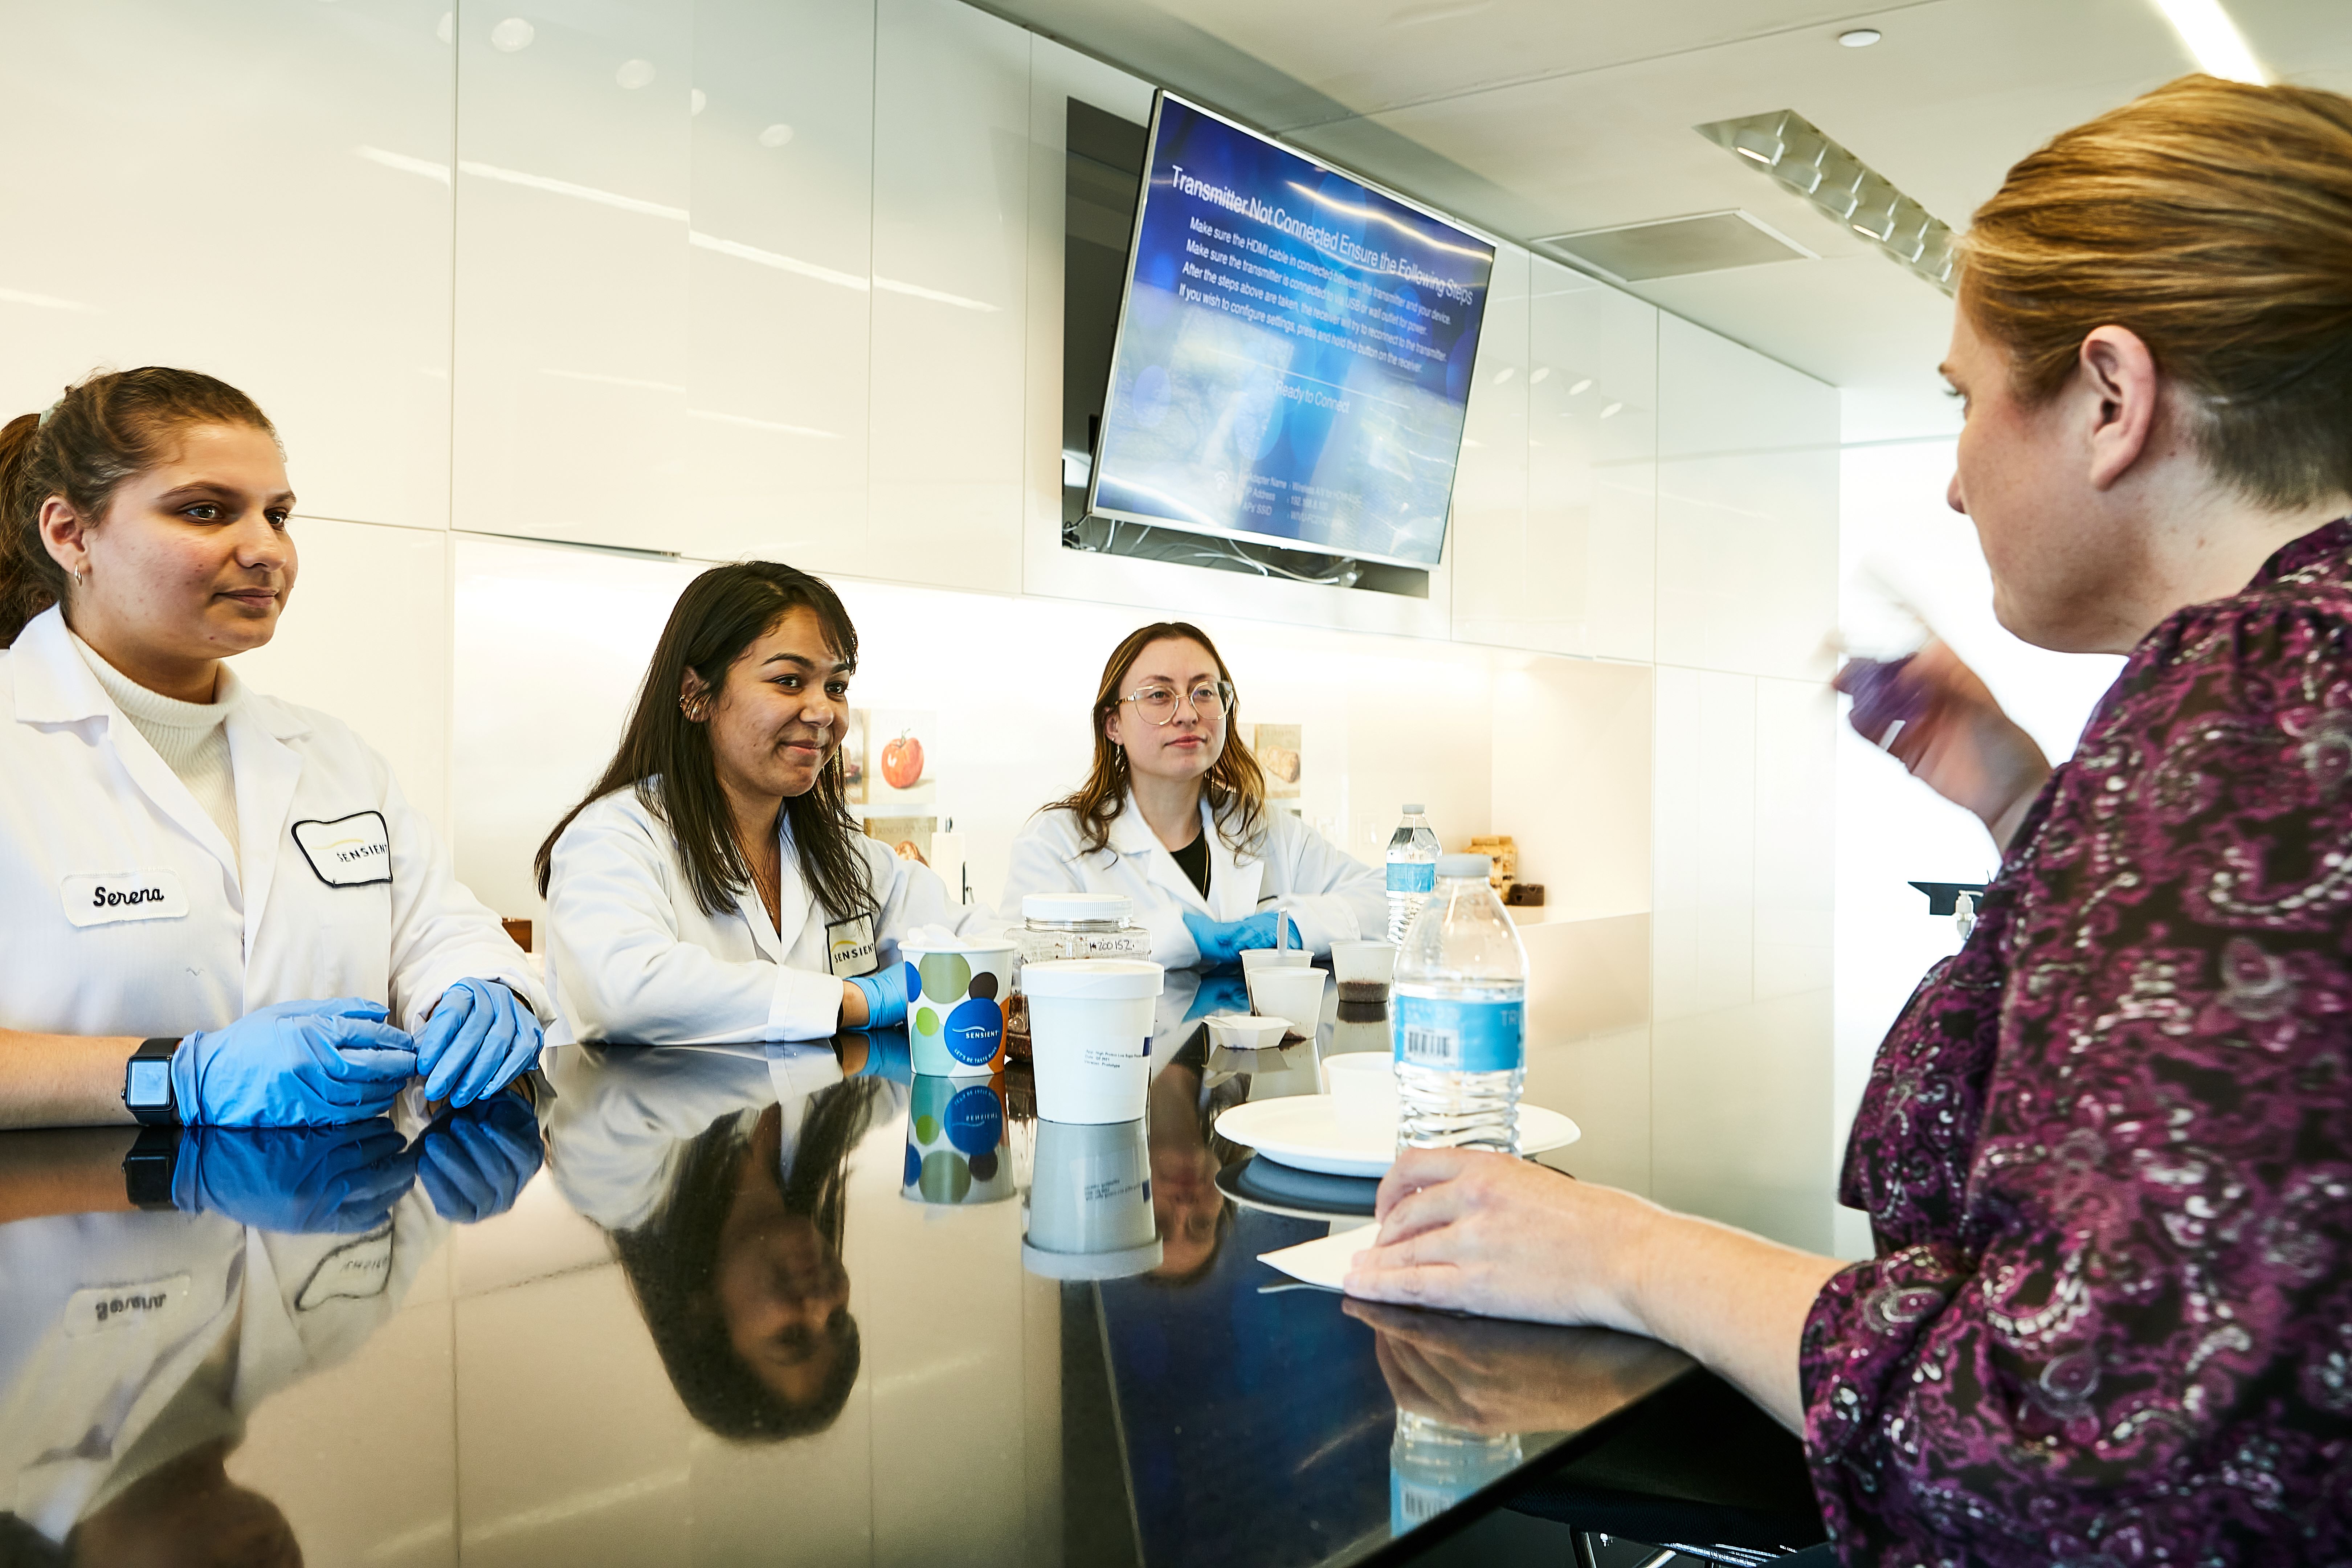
{"left": 1394, "top": 995, "right": 1523, "bottom": 1073}
{"left": 1386, "top": 861, "right": 1436, "bottom": 895}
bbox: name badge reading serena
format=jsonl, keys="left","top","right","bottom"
{"left": 293, "top": 812, "right": 392, "bottom": 888}
{"left": 62, "top": 870, "right": 189, "bottom": 927}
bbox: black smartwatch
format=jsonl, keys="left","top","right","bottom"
{"left": 122, "top": 1037, "right": 183, "bottom": 1126}
{"left": 122, "top": 1123, "right": 180, "bottom": 1210}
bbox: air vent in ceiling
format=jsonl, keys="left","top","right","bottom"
{"left": 1534, "top": 210, "right": 1815, "bottom": 283}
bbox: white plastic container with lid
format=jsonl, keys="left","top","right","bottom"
{"left": 1023, "top": 959, "right": 1164, "bottom": 1123}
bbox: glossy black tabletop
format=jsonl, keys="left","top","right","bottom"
{"left": 0, "top": 1001, "right": 1694, "bottom": 1568}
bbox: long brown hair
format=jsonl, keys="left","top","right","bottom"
{"left": 536, "top": 561, "right": 874, "bottom": 923}
{"left": 0, "top": 368, "right": 278, "bottom": 645}
{"left": 1045, "top": 620, "right": 1268, "bottom": 859}
{"left": 1962, "top": 75, "right": 2352, "bottom": 510}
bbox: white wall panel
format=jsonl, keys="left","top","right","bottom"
{"left": 452, "top": 0, "right": 691, "bottom": 550}
{"left": 235, "top": 517, "right": 454, "bottom": 836}
{"left": 686, "top": 0, "right": 876, "bottom": 571}
{"left": 1448, "top": 244, "right": 1531, "bottom": 646}
{"left": 0, "top": 0, "right": 454, "bottom": 530}
{"left": 1527, "top": 260, "right": 1658, "bottom": 661}
{"left": 1651, "top": 666, "right": 1755, "bottom": 1024}
{"left": 869, "top": 0, "right": 1032, "bottom": 593}
{"left": 1654, "top": 315, "right": 1838, "bottom": 680}
{"left": 1490, "top": 657, "right": 1650, "bottom": 920}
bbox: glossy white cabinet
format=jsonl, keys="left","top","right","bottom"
{"left": 452, "top": 0, "right": 691, "bottom": 550}
{"left": 868, "top": 0, "right": 1031, "bottom": 593}
{"left": 1654, "top": 315, "right": 1839, "bottom": 680}
{"left": 0, "top": 0, "right": 455, "bottom": 530}
{"left": 686, "top": 0, "right": 876, "bottom": 571}
{"left": 1448, "top": 244, "right": 1532, "bottom": 646}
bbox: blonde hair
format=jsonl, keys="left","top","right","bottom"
{"left": 1961, "top": 74, "right": 2352, "bottom": 509}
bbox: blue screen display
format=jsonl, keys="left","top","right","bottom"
{"left": 1090, "top": 95, "right": 1494, "bottom": 569}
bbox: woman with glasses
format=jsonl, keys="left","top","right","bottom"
{"left": 1003, "top": 621, "right": 1383, "bottom": 970}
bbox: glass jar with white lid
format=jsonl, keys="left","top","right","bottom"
{"left": 1005, "top": 893, "right": 1151, "bottom": 1055}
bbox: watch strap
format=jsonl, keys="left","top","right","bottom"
{"left": 122, "top": 1123, "right": 181, "bottom": 1210}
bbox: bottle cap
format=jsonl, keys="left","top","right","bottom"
{"left": 1437, "top": 853, "right": 1491, "bottom": 880}
{"left": 1401, "top": 803, "right": 1425, "bottom": 814}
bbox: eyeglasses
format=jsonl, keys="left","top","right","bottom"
{"left": 1119, "top": 680, "right": 1235, "bottom": 725}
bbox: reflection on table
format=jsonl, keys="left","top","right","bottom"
{"left": 0, "top": 994, "right": 1689, "bottom": 1568}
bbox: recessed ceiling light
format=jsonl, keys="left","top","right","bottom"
{"left": 1837, "top": 28, "right": 1882, "bottom": 47}
{"left": 1568, "top": 378, "right": 1592, "bottom": 395}
{"left": 2150, "top": 0, "right": 2266, "bottom": 83}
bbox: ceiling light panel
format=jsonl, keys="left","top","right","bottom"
{"left": 1694, "top": 108, "right": 1957, "bottom": 294}
{"left": 2149, "top": 0, "right": 2266, "bottom": 83}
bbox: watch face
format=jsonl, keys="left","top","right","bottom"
{"left": 126, "top": 1058, "right": 173, "bottom": 1108}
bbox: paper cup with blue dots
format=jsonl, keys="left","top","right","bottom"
{"left": 900, "top": 1073, "right": 1015, "bottom": 1206}
{"left": 902, "top": 934, "right": 1017, "bottom": 1077}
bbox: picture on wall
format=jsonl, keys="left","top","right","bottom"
{"left": 1253, "top": 723, "right": 1302, "bottom": 801}
{"left": 865, "top": 710, "right": 936, "bottom": 809}
{"left": 841, "top": 709, "right": 869, "bottom": 804}
{"left": 865, "top": 815, "right": 935, "bottom": 866}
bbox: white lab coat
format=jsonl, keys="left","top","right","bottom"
{"left": 0, "top": 606, "right": 544, "bottom": 1040}
{"left": 1001, "top": 797, "right": 1385, "bottom": 969}
{"left": 0, "top": 1195, "right": 447, "bottom": 1545}
{"left": 542, "top": 786, "right": 979, "bottom": 1045}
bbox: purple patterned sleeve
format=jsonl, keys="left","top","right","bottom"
{"left": 1797, "top": 541, "right": 2352, "bottom": 1567}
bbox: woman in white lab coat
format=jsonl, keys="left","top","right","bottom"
{"left": 0, "top": 369, "right": 547, "bottom": 1129}
{"left": 536, "top": 562, "right": 968, "bottom": 1043}
{"left": 1003, "top": 620, "right": 1384, "bottom": 971}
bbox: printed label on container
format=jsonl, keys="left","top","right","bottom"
{"left": 1393, "top": 994, "right": 1523, "bottom": 1074}
{"left": 1386, "top": 861, "right": 1436, "bottom": 895}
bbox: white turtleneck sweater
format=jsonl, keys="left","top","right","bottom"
{"left": 69, "top": 632, "right": 241, "bottom": 862}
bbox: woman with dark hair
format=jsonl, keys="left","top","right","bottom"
{"left": 1345, "top": 77, "right": 2352, "bottom": 1563}
{"left": 1002, "top": 621, "right": 1383, "bottom": 970}
{"left": 541, "top": 1042, "right": 889, "bottom": 1440}
{"left": 0, "top": 367, "right": 545, "bottom": 1128}
{"left": 538, "top": 562, "right": 974, "bottom": 1043}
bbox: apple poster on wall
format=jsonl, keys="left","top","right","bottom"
{"left": 864, "top": 710, "right": 934, "bottom": 808}
{"left": 840, "top": 709, "right": 869, "bottom": 804}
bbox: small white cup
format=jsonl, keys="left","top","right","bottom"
{"left": 1325, "top": 1052, "right": 1400, "bottom": 1139}
{"left": 1329, "top": 940, "right": 1398, "bottom": 987}
{"left": 1246, "top": 965, "right": 1327, "bottom": 1036}
{"left": 1240, "top": 946, "right": 1313, "bottom": 975}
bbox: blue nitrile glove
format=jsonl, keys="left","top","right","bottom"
{"left": 414, "top": 1095, "right": 543, "bottom": 1224}
{"left": 1184, "top": 970, "right": 1254, "bottom": 1021}
{"left": 171, "top": 999, "right": 419, "bottom": 1127}
{"left": 416, "top": 978, "right": 544, "bottom": 1108}
{"left": 849, "top": 962, "right": 911, "bottom": 1030}
{"left": 172, "top": 1120, "right": 418, "bottom": 1234}
{"left": 1181, "top": 908, "right": 1290, "bottom": 968}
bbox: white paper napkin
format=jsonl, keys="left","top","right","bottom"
{"left": 1257, "top": 1222, "right": 1381, "bottom": 1291}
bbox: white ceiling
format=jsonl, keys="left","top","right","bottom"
{"left": 979, "top": 0, "right": 2352, "bottom": 439}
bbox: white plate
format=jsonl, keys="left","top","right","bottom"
{"left": 1213, "top": 1096, "right": 1580, "bottom": 1178}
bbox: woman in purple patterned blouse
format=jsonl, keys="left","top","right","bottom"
{"left": 1344, "top": 76, "right": 2352, "bottom": 1565}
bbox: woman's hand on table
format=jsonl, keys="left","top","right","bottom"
{"left": 1834, "top": 640, "right": 2051, "bottom": 851}
{"left": 1343, "top": 1147, "right": 1657, "bottom": 1331}
{"left": 1344, "top": 1146, "right": 1847, "bottom": 1433}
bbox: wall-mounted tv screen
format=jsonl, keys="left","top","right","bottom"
{"left": 1087, "top": 93, "right": 1495, "bottom": 571}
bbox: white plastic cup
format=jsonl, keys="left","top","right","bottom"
{"left": 1240, "top": 946, "right": 1313, "bottom": 975}
{"left": 1330, "top": 940, "right": 1398, "bottom": 987}
{"left": 1025, "top": 1118, "right": 1156, "bottom": 1256}
{"left": 1325, "top": 1053, "right": 1400, "bottom": 1139}
{"left": 1246, "top": 965, "right": 1327, "bottom": 1036}
{"left": 902, "top": 936, "right": 1017, "bottom": 1076}
{"left": 1023, "top": 960, "right": 1164, "bottom": 1124}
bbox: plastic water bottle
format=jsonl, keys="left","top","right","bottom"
{"left": 1383, "top": 805, "right": 1441, "bottom": 943}
{"left": 1393, "top": 853, "right": 1527, "bottom": 1152}
{"left": 1389, "top": 1410, "right": 1523, "bottom": 1536}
